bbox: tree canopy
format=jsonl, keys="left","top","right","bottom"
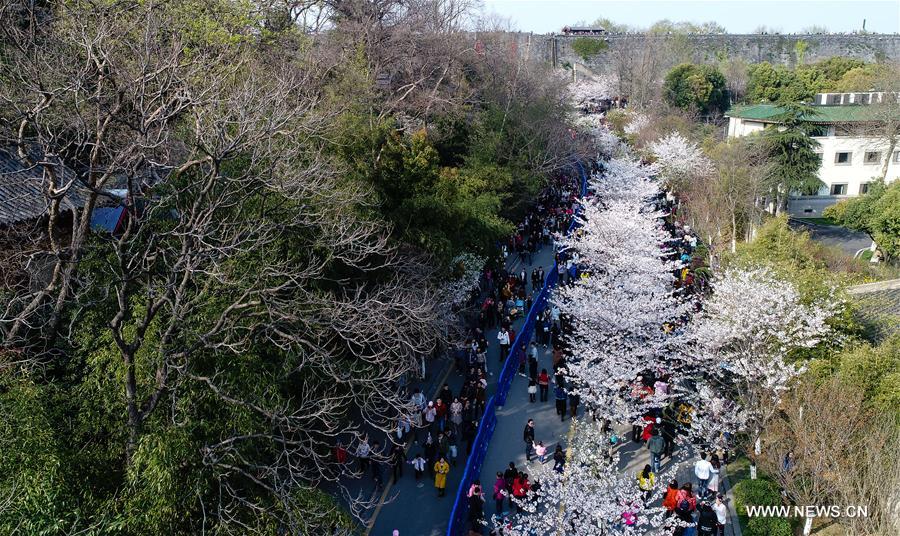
{"left": 663, "top": 63, "right": 729, "bottom": 114}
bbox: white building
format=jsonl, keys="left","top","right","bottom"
{"left": 725, "top": 92, "right": 900, "bottom": 217}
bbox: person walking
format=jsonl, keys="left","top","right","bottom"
{"left": 450, "top": 397, "right": 463, "bottom": 436}
{"left": 497, "top": 327, "right": 510, "bottom": 362}
{"left": 371, "top": 441, "right": 384, "bottom": 491}
{"left": 503, "top": 462, "right": 517, "bottom": 505}
{"left": 523, "top": 419, "right": 536, "bottom": 462}
{"left": 468, "top": 482, "right": 485, "bottom": 530}
{"left": 648, "top": 428, "right": 665, "bottom": 474}
{"left": 356, "top": 437, "right": 371, "bottom": 472}
{"left": 713, "top": 494, "right": 728, "bottom": 536}
{"left": 637, "top": 464, "right": 656, "bottom": 501}
{"left": 697, "top": 501, "right": 719, "bottom": 536}
{"left": 568, "top": 391, "right": 580, "bottom": 419}
{"left": 527, "top": 379, "right": 537, "bottom": 403}
{"left": 552, "top": 445, "right": 565, "bottom": 473}
{"left": 663, "top": 479, "right": 679, "bottom": 518}
{"left": 409, "top": 453, "right": 426, "bottom": 487}
{"left": 527, "top": 344, "right": 539, "bottom": 379}
{"left": 554, "top": 385, "right": 567, "bottom": 421}
{"left": 390, "top": 444, "right": 406, "bottom": 483}
{"left": 423, "top": 401, "right": 437, "bottom": 432}
{"left": 538, "top": 369, "right": 550, "bottom": 402}
{"left": 707, "top": 454, "right": 721, "bottom": 497}
{"left": 434, "top": 456, "right": 450, "bottom": 497}
{"left": 511, "top": 472, "right": 530, "bottom": 512}
{"left": 493, "top": 471, "right": 507, "bottom": 515}
{"left": 694, "top": 452, "right": 713, "bottom": 499}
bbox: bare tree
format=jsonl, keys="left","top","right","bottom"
{"left": 761, "top": 377, "right": 900, "bottom": 536}
{"left": 0, "top": 1, "right": 444, "bottom": 532}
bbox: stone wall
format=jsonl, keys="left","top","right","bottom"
{"left": 512, "top": 33, "right": 900, "bottom": 73}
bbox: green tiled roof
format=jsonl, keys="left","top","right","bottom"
{"left": 726, "top": 104, "right": 884, "bottom": 124}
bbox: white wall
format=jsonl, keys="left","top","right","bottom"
{"left": 726, "top": 117, "right": 900, "bottom": 197}
{"left": 813, "top": 134, "right": 900, "bottom": 195}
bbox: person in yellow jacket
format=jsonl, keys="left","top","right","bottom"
{"left": 637, "top": 464, "right": 655, "bottom": 501}
{"left": 434, "top": 456, "right": 450, "bottom": 497}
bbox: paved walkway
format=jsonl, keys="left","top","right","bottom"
{"left": 789, "top": 218, "right": 872, "bottom": 257}
{"left": 367, "top": 245, "right": 559, "bottom": 536}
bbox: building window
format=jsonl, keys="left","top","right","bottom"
{"left": 834, "top": 152, "right": 852, "bottom": 165}
{"left": 826, "top": 94, "right": 841, "bottom": 105}
{"left": 859, "top": 182, "right": 871, "bottom": 195}
{"left": 894, "top": 150, "right": 900, "bottom": 163}
{"left": 808, "top": 126, "right": 828, "bottom": 137}
{"left": 855, "top": 93, "right": 870, "bottom": 105}
{"left": 830, "top": 183, "right": 848, "bottom": 195}
{"left": 864, "top": 151, "right": 882, "bottom": 165}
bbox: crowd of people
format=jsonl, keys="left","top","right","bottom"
{"left": 359, "top": 155, "right": 737, "bottom": 536}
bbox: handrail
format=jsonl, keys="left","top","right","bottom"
{"left": 445, "top": 161, "right": 589, "bottom": 536}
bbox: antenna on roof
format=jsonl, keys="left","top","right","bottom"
{"left": 862, "top": 19, "right": 866, "bottom": 31}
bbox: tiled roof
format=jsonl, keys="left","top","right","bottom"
{"left": 848, "top": 279, "right": 900, "bottom": 342}
{"left": 725, "top": 104, "right": 887, "bottom": 124}
{"left": 0, "top": 149, "right": 87, "bottom": 226}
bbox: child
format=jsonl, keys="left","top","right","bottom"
{"left": 533, "top": 441, "right": 547, "bottom": 463}
{"left": 527, "top": 380, "right": 537, "bottom": 403}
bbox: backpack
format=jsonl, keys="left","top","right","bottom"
{"left": 677, "top": 499, "right": 691, "bottom": 514}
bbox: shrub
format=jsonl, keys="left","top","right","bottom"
{"left": 745, "top": 516, "right": 793, "bottom": 536}
{"left": 732, "top": 478, "right": 782, "bottom": 516}
{"left": 570, "top": 37, "right": 607, "bottom": 61}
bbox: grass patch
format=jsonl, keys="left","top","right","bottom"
{"left": 796, "top": 217, "right": 838, "bottom": 226}
{"left": 725, "top": 455, "right": 752, "bottom": 534}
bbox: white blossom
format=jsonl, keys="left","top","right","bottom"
{"left": 442, "top": 253, "right": 486, "bottom": 307}
{"left": 496, "top": 420, "right": 674, "bottom": 536}
{"left": 648, "top": 132, "right": 713, "bottom": 182}
{"left": 623, "top": 112, "right": 649, "bottom": 136}
{"left": 569, "top": 74, "right": 617, "bottom": 107}
{"left": 685, "top": 267, "right": 835, "bottom": 446}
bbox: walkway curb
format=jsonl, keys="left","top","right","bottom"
{"left": 363, "top": 358, "right": 457, "bottom": 535}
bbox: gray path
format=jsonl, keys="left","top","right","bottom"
{"left": 367, "top": 245, "right": 559, "bottom": 536}
{"left": 789, "top": 218, "right": 872, "bottom": 257}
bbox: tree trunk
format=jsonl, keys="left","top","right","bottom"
{"left": 730, "top": 212, "right": 738, "bottom": 253}
{"left": 881, "top": 138, "right": 897, "bottom": 181}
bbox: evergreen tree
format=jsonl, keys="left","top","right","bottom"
{"left": 763, "top": 102, "right": 823, "bottom": 211}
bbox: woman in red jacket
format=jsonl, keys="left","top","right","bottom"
{"left": 662, "top": 479, "right": 679, "bottom": 518}
{"left": 511, "top": 472, "right": 530, "bottom": 512}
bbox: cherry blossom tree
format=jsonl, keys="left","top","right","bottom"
{"left": 648, "top": 132, "right": 714, "bottom": 188}
{"left": 569, "top": 74, "right": 618, "bottom": 108}
{"left": 553, "top": 154, "right": 694, "bottom": 428}
{"left": 687, "top": 267, "right": 835, "bottom": 476}
{"left": 498, "top": 419, "right": 674, "bottom": 535}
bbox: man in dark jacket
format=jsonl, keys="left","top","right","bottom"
{"left": 523, "top": 419, "right": 535, "bottom": 461}
{"left": 696, "top": 502, "right": 719, "bottom": 536}
{"left": 648, "top": 428, "right": 666, "bottom": 473}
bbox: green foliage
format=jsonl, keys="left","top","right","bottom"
{"left": 663, "top": 63, "right": 729, "bottom": 114}
{"left": 745, "top": 516, "right": 794, "bottom": 536}
{"left": 732, "top": 477, "right": 783, "bottom": 516}
{"left": 808, "top": 334, "right": 900, "bottom": 416}
{"left": 746, "top": 57, "right": 869, "bottom": 103}
{"left": 763, "top": 102, "right": 823, "bottom": 195}
{"left": 793, "top": 40, "right": 808, "bottom": 65}
{"left": 732, "top": 216, "right": 865, "bottom": 348}
{"left": 746, "top": 62, "right": 812, "bottom": 103}
{"left": 570, "top": 37, "right": 607, "bottom": 60}
{"left": 825, "top": 180, "right": 900, "bottom": 259}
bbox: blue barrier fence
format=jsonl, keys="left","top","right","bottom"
{"left": 446, "top": 162, "right": 588, "bottom": 536}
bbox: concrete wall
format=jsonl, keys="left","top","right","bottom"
{"left": 726, "top": 117, "right": 900, "bottom": 197}
{"left": 513, "top": 33, "right": 900, "bottom": 73}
